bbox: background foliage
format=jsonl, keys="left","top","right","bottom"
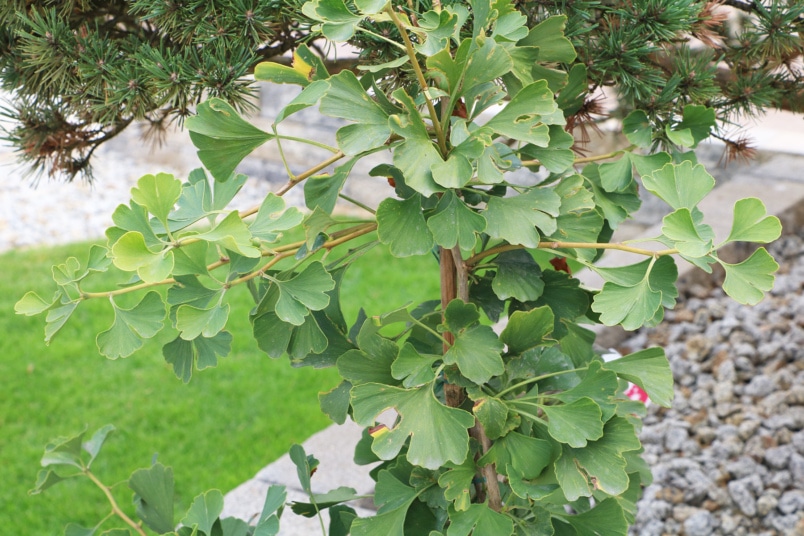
{"left": 1, "top": 0, "right": 802, "bottom": 179}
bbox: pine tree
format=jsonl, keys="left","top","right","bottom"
{"left": 1, "top": 0, "right": 802, "bottom": 179}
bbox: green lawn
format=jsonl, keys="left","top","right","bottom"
{"left": 0, "top": 239, "right": 440, "bottom": 534}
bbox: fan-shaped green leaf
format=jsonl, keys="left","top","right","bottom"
{"left": 427, "top": 192, "right": 486, "bottom": 250}
{"left": 97, "top": 292, "right": 166, "bottom": 359}
{"left": 483, "top": 189, "right": 560, "bottom": 247}
{"left": 501, "top": 306, "right": 554, "bottom": 354}
{"left": 377, "top": 195, "right": 435, "bottom": 257}
{"left": 447, "top": 503, "right": 514, "bottom": 536}
{"left": 720, "top": 247, "right": 778, "bottom": 305}
{"left": 351, "top": 383, "right": 474, "bottom": 469}
{"left": 725, "top": 198, "right": 782, "bottom": 244}
{"left": 129, "top": 463, "right": 175, "bottom": 534}
{"left": 540, "top": 397, "right": 604, "bottom": 447}
{"left": 661, "top": 208, "right": 714, "bottom": 258}
{"left": 130, "top": 173, "right": 182, "bottom": 226}
{"left": 602, "top": 347, "right": 673, "bottom": 407}
{"left": 642, "top": 161, "right": 715, "bottom": 210}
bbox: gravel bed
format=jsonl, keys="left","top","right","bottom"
{"left": 628, "top": 231, "right": 804, "bottom": 536}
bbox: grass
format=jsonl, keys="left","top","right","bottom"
{"left": 0, "top": 237, "right": 440, "bottom": 534}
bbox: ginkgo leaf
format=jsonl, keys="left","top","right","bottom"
{"left": 520, "top": 126, "right": 575, "bottom": 173}
{"left": 162, "top": 331, "right": 232, "bottom": 383}
{"left": 271, "top": 262, "right": 336, "bottom": 325}
{"left": 592, "top": 278, "right": 662, "bottom": 331}
{"left": 186, "top": 98, "right": 273, "bottom": 181}
{"left": 720, "top": 247, "right": 778, "bottom": 305}
{"left": 350, "top": 471, "right": 417, "bottom": 536}
{"left": 391, "top": 343, "right": 439, "bottom": 388}
{"left": 111, "top": 231, "right": 174, "bottom": 284}
{"left": 438, "top": 456, "right": 476, "bottom": 512}
{"left": 491, "top": 250, "right": 544, "bottom": 302}
{"left": 665, "top": 124, "right": 695, "bottom": 147}
{"left": 15, "top": 291, "right": 54, "bottom": 316}
{"left": 249, "top": 193, "right": 304, "bottom": 242}
{"left": 642, "top": 161, "right": 715, "bottom": 210}
{"left": 661, "top": 208, "right": 714, "bottom": 258}
{"left": 45, "top": 301, "right": 79, "bottom": 344}
{"left": 602, "top": 347, "right": 673, "bottom": 407}
{"left": 478, "top": 431, "right": 553, "bottom": 480}
{"left": 725, "top": 198, "right": 782, "bottom": 244}
{"left": 444, "top": 324, "right": 505, "bottom": 384}
{"left": 351, "top": 382, "right": 474, "bottom": 469}
{"left": 674, "top": 105, "right": 716, "bottom": 147}
{"left": 431, "top": 153, "right": 474, "bottom": 189}
{"left": 414, "top": 9, "right": 459, "bottom": 56}
{"left": 473, "top": 397, "right": 513, "bottom": 440}
{"left": 594, "top": 256, "right": 679, "bottom": 310}
{"left": 393, "top": 138, "right": 445, "bottom": 198}
{"left": 181, "top": 490, "right": 224, "bottom": 536}
{"left": 485, "top": 81, "right": 557, "bottom": 145}
{"left": 599, "top": 153, "right": 633, "bottom": 193}
{"left": 304, "top": 157, "right": 358, "bottom": 214}
{"left": 622, "top": 110, "right": 652, "bottom": 147}
{"left": 540, "top": 397, "right": 604, "bottom": 447}
{"left": 175, "top": 303, "right": 230, "bottom": 340}
{"left": 593, "top": 256, "right": 678, "bottom": 329}
{"left": 519, "top": 15, "right": 576, "bottom": 63}
{"left": 500, "top": 306, "right": 554, "bottom": 354}
{"left": 483, "top": 189, "right": 560, "bottom": 247}
{"left": 461, "top": 35, "right": 514, "bottom": 96}
{"left": 129, "top": 463, "right": 175, "bottom": 534}
{"left": 96, "top": 292, "right": 166, "bottom": 359}
{"left": 274, "top": 80, "right": 330, "bottom": 124}
{"left": 583, "top": 164, "right": 642, "bottom": 229}
{"left": 447, "top": 503, "right": 514, "bottom": 536}
{"left": 191, "top": 211, "right": 261, "bottom": 258}
{"left": 301, "top": 0, "right": 363, "bottom": 41}
{"left": 319, "top": 70, "right": 391, "bottom": 153}
{"left": 555, "top": 417, "right": 641, "bottom": 499}
{"left": 530, "top": 270, "right": 591, "bottom": 339}
{"left": 130, "top": 173, "right": 182, "bottom": 226}
{"left": 427, "top": 191, "right": 486, "bottom": 250}
{"left": 377, "top": 195, "right": 435, "bottom": 257}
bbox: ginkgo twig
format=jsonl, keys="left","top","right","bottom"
{"left": 466, "top": 241, "right": 678, "bottom": 267}
{"left": 520, "top": 144, "right": 637, "bottom": 168}
{"left": 85, "top": 470, "right": 147, "bottom": 536}
{"left": 80, "top": 223, "right": 378, "bottom": 299}
{"left": 386, "top": 5, "right": 449, "bottom": 156}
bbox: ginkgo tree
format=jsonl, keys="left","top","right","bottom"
{"left": 17, "top": 1, "right": 786, "bottom": 535}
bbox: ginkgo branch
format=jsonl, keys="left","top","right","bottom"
{"left": 466, "top": 241, "right": 678, "bottom": 267}
{"left": 386, "top": 5, "right": 449, "bottom": 156}
{"left": 520, "top": 145, "right": 637, "bottom": 168}
{"left": 80, "top": 223, "right": 377, "bottom": 299}
{"left": 84, "top": 470, "right": 147, "bottom": 536}
{"left": 496, "top": 367, "right": 585, "bottom": 399}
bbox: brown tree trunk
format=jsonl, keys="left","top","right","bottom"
{"left": 439, "top": 246, "right": 503, "bottom": 512}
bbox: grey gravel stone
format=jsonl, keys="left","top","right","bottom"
{"left": 738, "top": 419, "right": 761, "bottom": 440}
{"left": 757, "top": 493, "right": 779, "bottom": 516}
{"left": 728, "top": 478, "right": 758, "bottom": 516}
{"left": 790, "top": 453, "right": 804, "bottom": 482}
{"left": 766, "top": 445, "right": 794, "bottom": 469}
{"left": 744, "top": 375, "right": 776, "bottom": 397}
{"left": 665, "top": 427, "right": 689, "bottom": 451}
{"left": 683, "top": 510, "right": 718, "bottom": 536}
{"left": 779, "top": 490, "right": 804, "bottom": 515}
